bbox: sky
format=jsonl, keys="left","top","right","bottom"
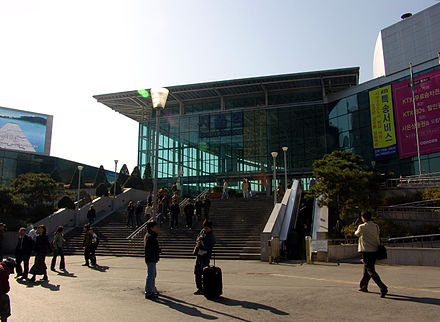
{"left": 0, "top": 0, "right": 438, "bottom": 172}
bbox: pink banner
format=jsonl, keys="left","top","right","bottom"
{"left": 392, "top": 69, "right": 440, "bottom": 159}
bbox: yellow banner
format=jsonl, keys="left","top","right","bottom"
{"left": 369, "top": 85, "right": 397, "bottom": 156}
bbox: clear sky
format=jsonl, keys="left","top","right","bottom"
{"left": 0, "top": 0, "right": 438, "bottom": 172}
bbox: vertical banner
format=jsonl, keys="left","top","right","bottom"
{"left": 392, "top": 69, "right": 440, "bottom": 159}
{"left": 369, "top": 85, "right": 397, "bottom": 157}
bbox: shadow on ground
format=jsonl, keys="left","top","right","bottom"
{"left": 386, "top": 293, "right": 440, "bottom": 306}
{"left": 153, "top": 294, "right": 288, "bottom": 321}
{"left": 16, "top": 278, "right": 60, "bottom": 291}
{"left": 90, "top": 265, "right": 109, "bottom": 272}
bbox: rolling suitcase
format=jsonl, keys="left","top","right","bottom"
{"left": 202, "top": 253, "right": 222, "bottom": 299}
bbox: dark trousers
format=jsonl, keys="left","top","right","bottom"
{"left": 194, "top": 255, "right": 210, "bottom": 291}
{"left": 0, "top": 293, "right": 10, "bottom": 321}
{"left": 51, "top": 247, "right": 65, "bottom": 270}
{"left": 196, "top": 210, "right": 202, "bottom": 221}
{"left": 84, "top": 247, "right": 96, "bottom": 266}
{"left": 88, "top": 217, "right": 95, "bottom": 225}
{"left": 136, "top": 214, "right": 142, "bottom": 227}
{"left": 170, "top": 213, "right": 178, "bottom": 228}
{"left": 203, "top": 209, "right": 209, "bottom": 220}
{"left": 127, "top": 214, "right": 134, "bottom": 226}
{"left": 16, "top": 254, "right": 31, "bottom": 278}
{"left": 186, "top": 214, "right": 193, "bottom": 228}
{"left": 360, "top": 252, "right": 387, "bottom": 291}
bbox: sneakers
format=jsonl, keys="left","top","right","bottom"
{"left": 194, "top": 290, "right": 204, "bottom": 295}
{"left": 82, "top": 263, "right": 89, "bottom": 267}
{"left": 145, "top": 294, "right": 158, "bottom": 300}
{"left": 380, "top": 288, "right": 388, "bottom": 298}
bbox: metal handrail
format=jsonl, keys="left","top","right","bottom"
{"left": 385, "top": 233, "right": 440, "bottom": 248}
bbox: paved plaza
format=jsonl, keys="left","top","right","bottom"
{"left": 11, "top": 256, "right": 440, "bottom": 321}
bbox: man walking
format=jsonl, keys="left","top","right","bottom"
{"left": 193, "top": 221, "right": 216, "bottom": 295}
{"left": 355, "top": 211, "right": 388, "bottom": 297}
{"left": 82, "top": 225, "right": 95, "bottom": 267}
{"left": 144, "top": 221, "right": 161, "bottom": 300}
{"left": 221, "top": 179, "right": 229, "bottom": 199}
{"left": 15, "top": 228, "right": 33, "bottom": 280}
{"left": 169, "top": 199, "right": 180, "bottom": 229}
{"left": 184, "top": 200, "right": 195, "bottom": 230}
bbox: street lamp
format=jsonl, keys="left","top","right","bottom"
{"left": 271, "top": 152, "right": 278, "bottom": 206}
{"left": 282, "top": 147, "right": 288, "bottom": 189}
{"left": 114, "top": 159, "right": 118, "bottom": 198}
{"left": 151, "top": 87, "right": 169, "bottom": 217}
{"left": 76, "top": 165, "right": 83, "bottom": 227}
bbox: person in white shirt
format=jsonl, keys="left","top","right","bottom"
{"left": 27, "top": 226, "right": 37, "bottom": 242}
{"left": 355, "top": 211, "right": 388, "bottom": 297}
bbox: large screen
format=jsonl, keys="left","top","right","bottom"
{"left": 0, "top": 106, "right": 53, "bottom": 155}
{"left": 392, "top": 69, "right": 440, "bottom": 159}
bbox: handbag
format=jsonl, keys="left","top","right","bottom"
{"left": 376, "top": 225, "right": 387, "bottom": 260}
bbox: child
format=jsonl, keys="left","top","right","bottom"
{"left": 144, "top": 221, "right": 161, "bottom": 299}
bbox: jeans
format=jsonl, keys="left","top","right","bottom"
{"left": 15, "top": 254, "right": 31, "bottom": 278}
{"left": 360, "top": 252, "right": 387, "bottom": 291}
{"left": 186, "top": 214, "right": 193, "bottom": 229}
{"left": 145, "top": 262, "right": 157, "bottom": 296}
{"left": 194, "top": 255, "right": 210, "bottom": 291}
{"left": 221, "top": 191, "right": 229, "bottom": 199}
{"left": 136, "top": 214, "right": 142, "bottom": 227}
{"left": 51, "top": 247, "right": 65, "bottom": 270}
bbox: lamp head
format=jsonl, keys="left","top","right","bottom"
{"left": 114, "top": 160, "right": 118, "bottom": 164}
{"left": 282, "top": 146, "right": 288, "bottom": 152}
{"left": 150, "top": 87, "right": 169, "bottom": 110}
{"left": 271, "top": 152, "right": 278, "bottom": 158}
{"left": 77, "top": 165, "right": 84, "bottom": 171}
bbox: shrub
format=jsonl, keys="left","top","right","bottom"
{"left": 79, "top": 190, "right": 92, "bottom": 207}
{"left": 109, "top": 181, "right": 123, "bottom": 196}
{"left": 422, "top": 188, "right": 440, "bottom": 200}
{"left": 58, "top": 196, "right": 75, "bottom": 210}
{"left": 117, "top": 164, "right": 130, "bottom": 185}
{"left": 96, "top": 183, "right": 109, "bottom": 197}
{"left": 94, "top": 165, "right": 109, "bottom": 188}
{"left": 211, "top": 186, "right": 223, "bottom": 193}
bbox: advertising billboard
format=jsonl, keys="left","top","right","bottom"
{"left": 0, "top": 106, "right": 53, "bottom": 155}
{"left": 392, "top": 69, "right": 440, "bottom": 159}
{"left": 369, "top": 85, "right": 397, "bottom": 157}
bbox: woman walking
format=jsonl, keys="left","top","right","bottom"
{"left": 51, "top": 226, "right": 66, "bottom": 271}
{"left": 355, "top": 211, "right": 388, "bottom": 297}
{"left": 29, "top": 225, "right": 51, "bottom": 282}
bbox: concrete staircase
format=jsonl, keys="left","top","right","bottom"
{"left": 64, "top": 197, "right": 273, "bottom": 260}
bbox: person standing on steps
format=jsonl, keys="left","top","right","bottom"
{"left": 127, "top": 201, "right": 135, "bottom": 227}
{"left": 144, "top": 221, "right": 161, "bottom": 300}
{"left": 241, "top": 179, "right": 248, "bottom": 199}
{"left": 87, "top": 205, "right": 96, "bottom": 225}
{"left": 355, "top": 211, "right": 388, "bottom": 298}
{"left": 144, "top": 203, "right": 153, "bottom": 222}
{"left": 15, "top": 228, "right": 33, "bottom": 280}
{"left": 82, "top": 224, "right": 92, "bottom": 267}
{"left": 169, "top": 199, "right": 180, "bottom": 229}
{"left": 221, "top": 179, "right": 229, "bottom": 200}
{"left": 29, "top": 225, "right": 51, "bottom": 282}
{"left": 247, "top": 179, "right": 252, "bottom": 198}
{"left": 51, "top": 226, "right": 66, "bottom": 271}
{"left": 184, "top": 200, "right": 195, "bottom": 230}
{"left": 0, "top": 258, "right": 16, "bottom": 322}
{"left": 202, "top": 195, "right": 211, "bottom": 220}
{"left": 193, "top": 221, "right": 216, "bottom": 295}
{"left": 195, "top": 198, "right": 203, "bottom": 222}
{"left": 135, "top": 201, "right": 143, "bottom": 227}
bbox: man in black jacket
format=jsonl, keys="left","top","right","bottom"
{"left": 184, "top": 200, "right": 195, "bottom": 230}
{"left": 15, "top": 228, "right": 34, "bottom": 280}
{"left": 169, "top": 199, "right": 180, "bottom": 229}
{"left": 194, "top": 221, "right": 216, "bottom": 295}
{"left": 144, "top": 221, "right": 161, "bottom": 299}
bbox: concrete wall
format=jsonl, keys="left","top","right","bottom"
{"left": 327, "top": 244, "right": 359, "bottom": 262}
{"left": 384, "top": 247, "right": 440, "bottom": 266}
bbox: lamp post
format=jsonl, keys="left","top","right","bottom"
{"left": 282, "top": 146, "right": 288, "bottom": 189}
{"left": 114, "top": 160, "right": 118, "bottom": 209}
{"left": 76, "top": 165, "right": 83, "bottom": 227}
{"left": 409, "top": 63, "right": 422, "bottom": 176}
{"left": 271, "top": 152, "right": 278, "bottom": 206}
{"left": 151, "top": 87, "right": 169, "bottom": 217}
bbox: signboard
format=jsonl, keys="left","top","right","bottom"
{"left": 369, "top": 85, "right": 397, "bottom": 157}
{"left": 0, "top": 106, "right": 52, "bottom": 155}
{"left": 311, "top": 240, "right": 328, "bottom": 252}
{"left": 392, "top": 69, "right": 440, "bottom": 159}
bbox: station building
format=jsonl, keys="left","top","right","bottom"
{"left": 94, "top": 3, "right": 440, "bottom": 195}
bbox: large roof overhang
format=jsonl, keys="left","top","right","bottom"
{"left": 94, "top": 67, "right": 359, "bottom": 122}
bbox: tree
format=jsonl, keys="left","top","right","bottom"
{"left": 50, "top": 168, "right": 63, "bottom": 183}
{"left": 123, "top": 166, "right": 144, "bottom": 190}
{"left": 143, "top": 163, "right": 153, "bottom": 192}
{"left": 79, "top": 190, "right": 92, "bottom": 207}
{"left": 11, "top": 173, "right": 64, "bottom": 209}
{"left": 309, "top": 151, "right": 380, "bottom": 220}
{"left": 96, "top": 183, "right": 109, "bottom": 197}
{"left": 94, "top": 165, "right": 109, "bottom": 188}
{"left": 0, "top": 187, "right": 27, "bottom": 227}
{"left": 109, "top": 181, "right": 123, "bottom": 196}
{"left": 58, "top": 195, "right": 75, "bottom": 210}
{"left": 117, "top": 164, "right": 130, "bottom": 185}
{"left": 69, "top": 166, "right": 86, "bottom": 189}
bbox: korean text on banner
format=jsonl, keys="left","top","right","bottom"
{"left": 369, "top": 85, "right": 397, "bottom": 157}
{"left": 392, "top": 69, "right": 440, "bottom": 159}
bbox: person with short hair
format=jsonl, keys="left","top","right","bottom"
{"left": 15, "top": 228, "right": 33, "bottom": 280}
{"left": 193, "top": 221, "right": 216, "bottom": 295}
{"left": 0, "top": 258, "right": 15, "bottom": 322}
{"left": 144, "top": 221, "right": 161, "bottom": 299}
{"left": 50, "top": 226, "right": 66, "bottom": 271}
{"left": 135, "top": 201, "right": 143, "bottom": 227}
{"left": 221, "top": 179, "right": 229, "bottom": 200}
{"left": 29, "top": 225, "right": 51, "bottom": 282}
{"left": 87, "top": 205, "right": 96, "bottom": 225}
{"left": 127, "top": 201, "right": 135, "bottom": 227}
{"left": 241, "top": 179, "right": 248, "bottom": 199}
{"left": 184, "top": 200, "right": 195, "bottom": 230}
{"left": 202, "top": 195, "right": 211, "bottom": 220}
{"left": 355, "top": 211, "right": 388, "bottom": 298}
{"left": 144, "top": 203, "right": 153, "bottom": 222}
{"left": 169, "top": 199, "right": 180, "bottom": 229}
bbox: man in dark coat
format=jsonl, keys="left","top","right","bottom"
{"left": 82, "top": 224, "right": 95, "bottom": 267}
{"left": 87, "top": 205, "right": 96, "bottom": 225}
{"left": 169, "top": 199, "right": 180, "bottom": 229}
{"left": 184, "top": 200, "right": 195, "bottom": 230}
{"left": 144, "top": 221, "right": 161, "bottom": 299}
{"left": 194, "top": 221, "right": 216, "bottom": 295}
{"left": 0, "top": 258, "right": 15, "bottom": 322}
{"left": 135, "top": 201, "right": 144, "bottom": 227}
{"left": 15, "top": 228, "right": 34, "bottom": 280}
{"left": 195, "top": 198, "right": 203, "bottom": 222}
{"left": 202, "top": 196, "right": 211, "bottom": 220}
